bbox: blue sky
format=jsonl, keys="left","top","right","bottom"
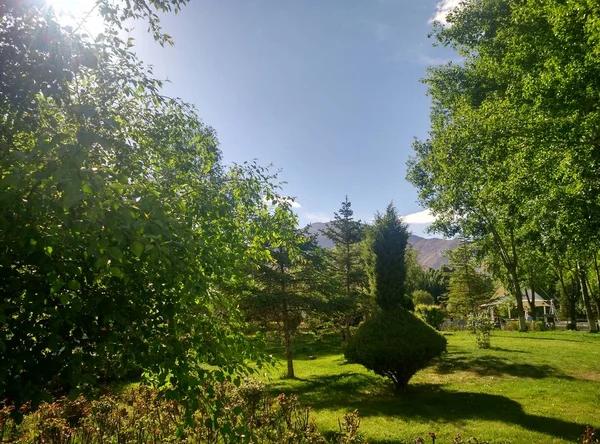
{"left": 62, "top": 0, "right": 461, "bottom": 236}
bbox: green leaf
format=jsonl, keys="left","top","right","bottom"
{"left": 109, "top": 267, "right": 124, "bottom": 279}
{"left": 108, "top": 246, "right": 123, "bottom": 260}
{"left": 71, "top": 104, "right": 98, "bottom": 118}
{"left": 51, "top": 278, "right": 64, "bottom": 293}
{"left": 94, "top": 257, "right": 109, "bottom": 269}
{"left": 68, "top": 280, "right": 81, "bottom": 291}
{"left": 82, "top": 182, "right": 93, "bottom": 195}
{"left": 130, "top": 241, "right": 143, "bottom": 258}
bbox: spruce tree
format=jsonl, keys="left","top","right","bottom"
{"left": 446, "top": 241, "right": 493, "bottom": 317}
{"left": 346, "top": 202, "right": 446, "bottom": 392}
{"left": 363, "top": 203, "right": 411, "bottom": 310}
{"left": 322, "top": 197, "right": 366, "bottom": 337}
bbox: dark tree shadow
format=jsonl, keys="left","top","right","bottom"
{"left": 499, "top": 334, "right": 587, "bottom": 343}
{"left": 269, "top": 373, "right": 592, "bottom": 443}
{"left": 434, "top": 353, "right": 573, "bottom": 380}
{"left": 488, "top": 346, "right": 527, "bottom": 353}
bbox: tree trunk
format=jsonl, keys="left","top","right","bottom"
{"left": 592, "top": 254, "right": 600, "bottom": 322}
{"left": 577, "top": 262, "right": 598, "bottom": 333}
{"left": 344, "top": 315, "right": 351, "bottom": 340}
{"left": 570, "top": 280, "right": 578, "bottom": 328}
{"left": 556, "top": 265, "right": 576, "bottom": 328}
{"left": 283, "top": 305, "right": 295, "bottom": 378}
{"left": 509, "top": 267, "right": 527, "bottom": 331}
{"left": 531, "top": 276, "right": 537, "bottom": 322}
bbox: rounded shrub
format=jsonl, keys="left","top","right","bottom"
{"left": 415, "top": 304, "right": 445, "bottom": 330}
{"left": 345, "top": 308, "right": 447, "bottom": 393}
{"left": 412, "top": 290, "right": 435, "bottom": 305}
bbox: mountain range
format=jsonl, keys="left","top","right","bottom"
{"left": 306, "top": 222, "right": 460, "bottom": 270}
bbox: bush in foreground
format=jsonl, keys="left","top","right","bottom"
{"left": 0, "top": 383, "right": 365, "bottom": 443}
{"left": 345, "top": 308, "right": 447, "bottom": 393}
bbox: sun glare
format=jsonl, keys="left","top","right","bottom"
{"left": 46, "top": 0, "right": 105, "bottom": 37}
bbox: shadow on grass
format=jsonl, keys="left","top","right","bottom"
{"left": 270, "top": 373, "right": 589, "bottom": 443}
{"left": 499, "top": 334, "right": 587, "bottom": 343}
{"left": 434, "top": 353, "right": 573, "bottom": 380}
{"left": 487, "top": 346, "right": 527, "bottom": 353}
{"left": 266, "top": 333, "right": 344, "bottom": 360}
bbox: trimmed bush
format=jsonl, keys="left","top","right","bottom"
{"left": 415, "top": 304, "right": 445, "bottom": 330}
{"left": 412, "top": 290, "right": 435, "bottom": 305}
{"left": 345, "top": 308, "right": 447, "bottom": 393}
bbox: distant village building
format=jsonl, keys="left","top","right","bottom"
{"left": 481, "top": 286, "right": 557, "bottom": 321}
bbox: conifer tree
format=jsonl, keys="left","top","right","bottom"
{"left": 363, "top": 203, "right": 411, "bottom": 310}
{"left": 322, "top": 197, "right": 366, "bottom": 337}
{"left": 446, "top": 241, "right": 493, "bottom": 317}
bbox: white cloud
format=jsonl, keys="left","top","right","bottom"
{"left": 430, "top": 0, "right": 464, "bottom": 26}
{"left": 402, "top": 209, "right": 436, "bottom": 224}
{"left": 304, "top": 212, "right": 330, "bottom": 223}
{"left": 263, "top": 196, "right": 301, "bottom": 208}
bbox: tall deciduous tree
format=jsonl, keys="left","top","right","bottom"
{"left": 0, "top": 0, "right": 281, "bottom": 422}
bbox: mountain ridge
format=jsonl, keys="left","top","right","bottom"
{"left": 306, "top": 221, "right": 459, "bottom": 270}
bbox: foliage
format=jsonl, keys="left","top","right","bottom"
{"left": 532, "top": 321, "right": 547, "bottom": 332}
{"left": 242, "top": 206, "right": 334, "bottom": 378}
{"left": 268, "top": 330, "right": 600, "bottom": 443}
{"left": 345, "top": 308, "right": 447, "bottom": 392}
{"left": 0, "top": 0, "right": 282, "bottom": 422}
{"left": 467, "top": 313, "right": 495, "bottom": 349}
{"left": 415, "top": 304, "right": 445, "bottom": 330}
{"left": 363, "top": 203, "right": 411, "bottom": 311}
{"left": 446, "top": 243, "right": 494, "bottom": 318}
{"left": 405, "top": 0, "right": 600, "bottom": 332}
{"left": 0, "top": 382, "right": 368, "bottom": 443}
{"left": 322, "top": 196, "right": 367, "bottom": 339}
{"left": 413, "top": 290, "right": 435, "bottom": 306}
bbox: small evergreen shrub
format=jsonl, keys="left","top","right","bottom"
{"left": 467, "top": 313, "right": 494, "bottom": 349}
{"left": 415, "top": 304, "right": 445, "bottom": 330}
{"left": 345, "top": 308, "right": 447, "bottom": 393}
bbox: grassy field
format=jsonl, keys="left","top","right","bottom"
{"left": 264, "top": 330, "right": 600, "bottom": 443}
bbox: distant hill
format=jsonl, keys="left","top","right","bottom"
{"left": 306, "top": 222, "right": 460, "bottom": 270}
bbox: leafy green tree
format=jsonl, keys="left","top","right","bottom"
{"left": 410, "top": 0, "right": 600, "bottom": 333}
{"left": 322, "top": 196, "right": 366, "bottom": 338}
{"left": 243, "top": 206, "right": 332, "bottom": 379}
{"left": 0, "top": 0, "right": 280, "bottom": 424}
{"left": 363, "top": 203, "right": 411, "bottom": 310}
{"left": 446, "top": 242, "right": 494, "bottom": 318}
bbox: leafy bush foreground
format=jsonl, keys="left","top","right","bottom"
{"left": 0, "top": 382, "right": 366, "bottom": 443}
{"left": 1, "top": 383, "right": 598, "bottom": 443}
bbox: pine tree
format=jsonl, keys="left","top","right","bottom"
{"left": 243, "top": 206, "right": 332, "bottom": 378}
{"left": 446, "top": 241, "right": 493, "bottom": 317}
{"left": 322, "top": 197, "right": 366, "bottom": 337}
{"left": 322, "top": 196, "right": 364, "bottom": 296}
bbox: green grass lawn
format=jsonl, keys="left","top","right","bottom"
{"left": 264, "top": 330, "right": 600, "bottom": 443}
